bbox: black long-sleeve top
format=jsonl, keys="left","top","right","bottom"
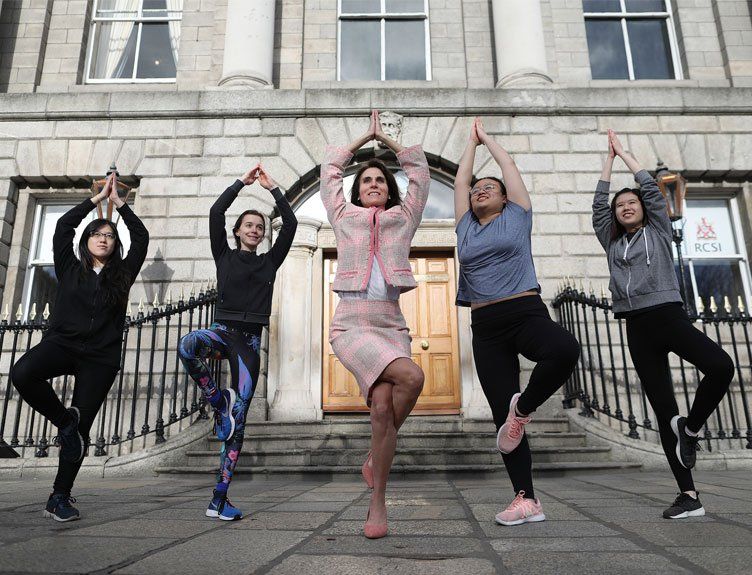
{"left": 211, "top": 180, "right": 297, "bottom": 326}
{"left": 43, "top": 198, "right": 149, "bottom": 368}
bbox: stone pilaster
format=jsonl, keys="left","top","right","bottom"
{"left": 219, "top": 0, "right": 275, "bottom": 87}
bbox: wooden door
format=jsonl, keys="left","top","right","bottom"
{"left": 322, "top": 253, "right": 461, "bottom": 413}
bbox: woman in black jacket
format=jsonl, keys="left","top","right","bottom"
{"left": 178, "top": 164, "right": 297, "bottom": 521}
{"left": 11, "top": 174, "right": 149, "bottom": 522}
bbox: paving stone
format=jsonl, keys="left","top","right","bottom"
{"left": 323, "top": 519, "right": 474, "bottom": 536}
{"left": 2, "top": 536, "right": 174, "bottom": 572}
{"left": 57, "top": 517, "right": 216, "bottom": 539}
{"left": 620, "top": 522, "right": 752, "bottom": 547}
{"left": 340, "top": 504, "right": 467, "bottom": 520}
{"left": 667, "top": 546, "right": 752, "bottom": 575}
{"left": 227, "top": 511, "right": 334, "bottom": 530}
{"left": 500, "top": 551, "right": 691, "bottom": 575}
{"left": 114, "top": 530, "right": 309, "bottom": 575}
{"left": 266, "top": 554, "right": 498, "bottom": 575}
{"left": 491, "top": 536, "right": 644, "bottom": 552}
{"left": 268, "top": 501, "right": 352, "bottom": 512}
{"left": 479, "top": 519, "right": 621, "bottom": 539}
{"left": 298, "top": 535, "right": 483, "bottom": 557}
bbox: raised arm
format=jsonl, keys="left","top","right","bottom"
{"left": 611, "top": 131, "right": 672, "bottom": 236}
{"left": 477, "top": 119, "right": 531, "bottom": 211}
{"left": 257, "top": 165, "right": 298, "bottom": 269}
{"left": 592, "top": 131, "right": 616, "bottom": 250}
{"left": 111, "top": 185, "right": 149, "bottom": 283}
{"left": 454, "top": 119, "right": 480, "bottom": 222}
{"left": 53, "top": 176, "right": 112, "bottom": 277}
{"left": 209, "top": 166, "right": 257, "bottom": 261}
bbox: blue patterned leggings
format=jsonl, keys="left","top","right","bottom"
{"left": 178, "top": 323, "right": 261, "bottom": 489}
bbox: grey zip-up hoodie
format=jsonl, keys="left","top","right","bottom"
{"left": 592, "top": 169, "right": 682, "bottom": 314}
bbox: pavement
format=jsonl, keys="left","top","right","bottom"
{"left": 0, "top": 470, "right": 751, "bottom": 574}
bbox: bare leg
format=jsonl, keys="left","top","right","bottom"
{"left": 366, "top": 358, "right": 424, "bottom": 530}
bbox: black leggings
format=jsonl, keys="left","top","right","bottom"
{"left": 626, "top": 304, "right": 734, "bottom": 492}
{"left": 11, "top": 339, "right": 119, "bottom": 494}
{"left": 471, "top": 295, "right": 580, "bottom": 499}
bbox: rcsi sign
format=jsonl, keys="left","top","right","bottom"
{"left": 682, "top": 200, "right": 738, "bottom": 257}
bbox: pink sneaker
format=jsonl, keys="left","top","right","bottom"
{"left": 495, "top": 491, "right": 546, "bottom": 526}
{"left": 497, "top": 393, "right": 531, "bottom": 454}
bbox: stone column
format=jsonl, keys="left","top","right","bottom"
{"left": 269, "top": 217, "right": 322, "bottom": 421}
{"left": 490, "top": 0, "right": 552, "bottom": 87}
{"left": 219, "top": 0, "right": 276, "bottom": 87}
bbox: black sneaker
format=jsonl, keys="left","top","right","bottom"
{"left": 53, "top": 407, "right": 85, "bottom": 463}
{"left": 43, "top": 493, "right": 80, "bottom": 522}
{"left": 671, "top": 415, "right": 701, "bottom": 469}
{"left": 663, "top": 492, "right": 705, "bottom": 519}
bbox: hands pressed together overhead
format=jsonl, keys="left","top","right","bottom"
{"left": 91, "top": 173, "right": 125, "bottom": 208}
{"left": 241, "top": 163, "right": 277, "bottom": 190}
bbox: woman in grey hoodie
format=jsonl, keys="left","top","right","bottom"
{"left": 593, "top": 130, "right": 734, "bottom": 521}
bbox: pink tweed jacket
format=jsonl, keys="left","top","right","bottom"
{"left": 320, "top": 144, "right": 430, "bottom": 293}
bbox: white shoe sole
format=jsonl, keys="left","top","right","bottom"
{"left": 206, "top": 509, "right": 219, "bottom": 518}
{"left": 43, "top": 510, "right": 80, "bottom": 522}
{"left": 670, "top": 415, "right": 694, "bottom": 469}
{"left": 206, "top": 507, "right": 242, "bottom": 520}
{"left": 667, "top": 507, "right": 705, "bottom": 519}
{"left": 495, "top": 513, "right": 546, "bottom": 526}
{"left": 219, "top": 513, "right": 242, "bottom": 521}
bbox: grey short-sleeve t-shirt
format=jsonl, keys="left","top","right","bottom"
{"left": 455, "top": 201, "right": 540, "bottom": 306}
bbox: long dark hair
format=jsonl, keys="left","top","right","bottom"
{"left": 610, "top": 187, "right": 648, "bottom": 241}
{"left": 232, "top": 210, "right": 267, "bottom": 249}
{"left": 77, "top": 219, "right": 131, "bottom": 307}
{"left": 349, "top": 160, "right": 402, "bottom": 210}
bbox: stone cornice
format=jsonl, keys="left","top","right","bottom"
{"left": 0, "top": 87, "right": 751, "bottom": 121}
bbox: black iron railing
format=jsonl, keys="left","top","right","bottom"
{"left": 553, "top": 284, "right": 752, "bottom": 451}
{"left": 0, "top": 285, "right": 222, "bottom": 458}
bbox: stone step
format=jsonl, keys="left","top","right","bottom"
{"left": 185, "top": 446, "right": 612, "bottom": 466}
{"left": 235, "top": 417, "right": 571, "bottom": 435}
{"left": 206, "top": 431, "right": 588, "bottom": 450}
{"left": 155, "top": 461, "right": 642, "bottom": 476}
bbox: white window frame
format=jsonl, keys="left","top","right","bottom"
{"left": 676, "top": 193, "right": 752, "bottom": 311}
{"left": 583, "top": 0, "right": 683, "bottom": 81}
{"left": 337, "top": 0, "right": 432, "bottom": 81}
{"left": 84, "top": 0, "right": 183, "bottom": 84}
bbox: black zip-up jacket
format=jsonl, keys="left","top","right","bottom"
{"left": 43, "top": 198, "right": 149, "bottom": 368}
{"left": 211, "top": 180, "right": 297, "bottom": 325}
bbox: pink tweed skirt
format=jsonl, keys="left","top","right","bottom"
{"left": 329, "top": 299, "right": 412, "bottom": 406}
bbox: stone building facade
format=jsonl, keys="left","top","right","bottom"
{"left": 0, "top": 0, "right": 751, "bottom": 423}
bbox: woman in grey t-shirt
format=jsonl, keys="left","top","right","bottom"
{"left": 455, "top": 118, "right": 580, "bottom": 526}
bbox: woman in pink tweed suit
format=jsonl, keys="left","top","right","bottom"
{"left": 321, "top": 110, "right": 430, "bottom": 539}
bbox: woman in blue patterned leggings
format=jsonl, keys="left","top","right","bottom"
{"left": 179, "top": 164, "right": 297, "bottom": 520}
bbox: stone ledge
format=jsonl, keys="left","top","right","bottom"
{"left": 1, "top": 87, "right": 751, "bottom": 121}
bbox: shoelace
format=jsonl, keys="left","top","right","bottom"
{"left": 54, "top": 495, "right": 76, "bottom": 508}
{"left": 508, "top": 415, "right": 531, "bottom": 440}
{"left": 505, "top": 491, "right": 527, "bottom": 512}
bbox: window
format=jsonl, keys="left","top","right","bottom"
{"left": 296, "top": 171, "right": 454, "bottom": 220}
{"left": 338, "top": 0, "right": 431, "bottom": 81}
{"left": 583, "top": 0, "right": 681, "bottom": 80}
{"left": 86, "top": 0, "right": 183, "bottom": 83}
{"left": 22, "top": 202, "right": 132, "bottom": 319}
{"left": 674, "top": 197, "right": 752, "bottom": 313}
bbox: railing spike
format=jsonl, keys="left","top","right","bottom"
{"left": 16, "top": 303, "right": 23, "bottom": 321}
{"left": 152, "top": 293, "right": 160, "bottom": 308}
{"left": 724, "top": 295, "right": 732, "bottom": 314}
{"left": 710, "top": 296, "right": 718, "bottom": 314}
{"left": 138, "top": 297, "right": 145, "bottom": 313}
{"left": 3, "top": 303, "right": 9, "bottom": 321}
{"left": 696, "top": 296, "right": 704, "bottom": 315}
{"left": 180, "top": 285, "right": 185, "bottom": 302}
{"left": 43, "top": 303, "right": 50, "bottom": 320}
{"left": 189, "top": 284, "right": 195, "bottom": 298}
{"left": 601, "top": 285, "right": 606, "bottom": 299}
{"left": 738, "top": 295, "right": 745, "bottom": 314}
{"left": 166, "top": 290, "right": 173, "bottom": 306}
{"left": 29, "top": 303, "right": 37, "bottom": 321}
{"left": 128, "top": 301, "right": 134, "bottom": 317}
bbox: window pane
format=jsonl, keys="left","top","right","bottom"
{"left": 692, "top": 260, "right": 746, "bottom": 314}
{"left": 340, "top": 20, "right": 381, "bottom": 80}
{"left": 96, "top": 0, "right": 140, "bottom": 18}
{"left": 385, "top": 20, "right": 426, "bottom": 80}
{"left": 684, "top": 199, "right": 739, "bottom": 257}
{"left": 585, "top": 19, "right": 629, "bottom": 79}
{"left": 386, "top": 0, "right": 425, "bottom": 12}
{"left": 27, "top": 266, "right": 59, "bottom": 316}
{"left": 89, "top": 21, "right": 137, "bottom": 79}
{"left": 143, "top": 0, "right": 168, "bottom": 18}
{"left": 137, "top": 22, "right": 179, "bottom": 78}
{"left": 341, "top": 0, "right": 381, "bottom": 13}
{"left": 583, "top": 0, "right": 621, "bottom": 12}
{"left": 627, "top": 19, "right": 674, "bottom": 79}
{"left": 625, "top": 0, "right": 666, "bottom": 12}
{"left": 423, "top": 180, "right": 454, "bottom": 219}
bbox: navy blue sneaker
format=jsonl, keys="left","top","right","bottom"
{"left": 214, "top": 389, "right": 236, "bottom": 442}
{"left": 53, "top": 407, "right": 85, "bottom": 463}
{"left": 206, "top": 490, "right": 243, "bottom": 521}
{"left": 44, "top": 493, "right": 80, "bottom": 522}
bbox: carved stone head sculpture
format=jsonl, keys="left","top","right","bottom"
{"left": 378, "top": 111, "right": 403, "bottom": 148}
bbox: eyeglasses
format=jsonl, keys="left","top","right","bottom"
{"left": 470, "top": 183, "right": 499, "bottom": 196}
{"left": 90, "top": 231, "right": 115, "bottom": 241}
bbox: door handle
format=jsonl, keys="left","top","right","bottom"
{"left": 420, "top": 340, "right": 429, "bottom": 350}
